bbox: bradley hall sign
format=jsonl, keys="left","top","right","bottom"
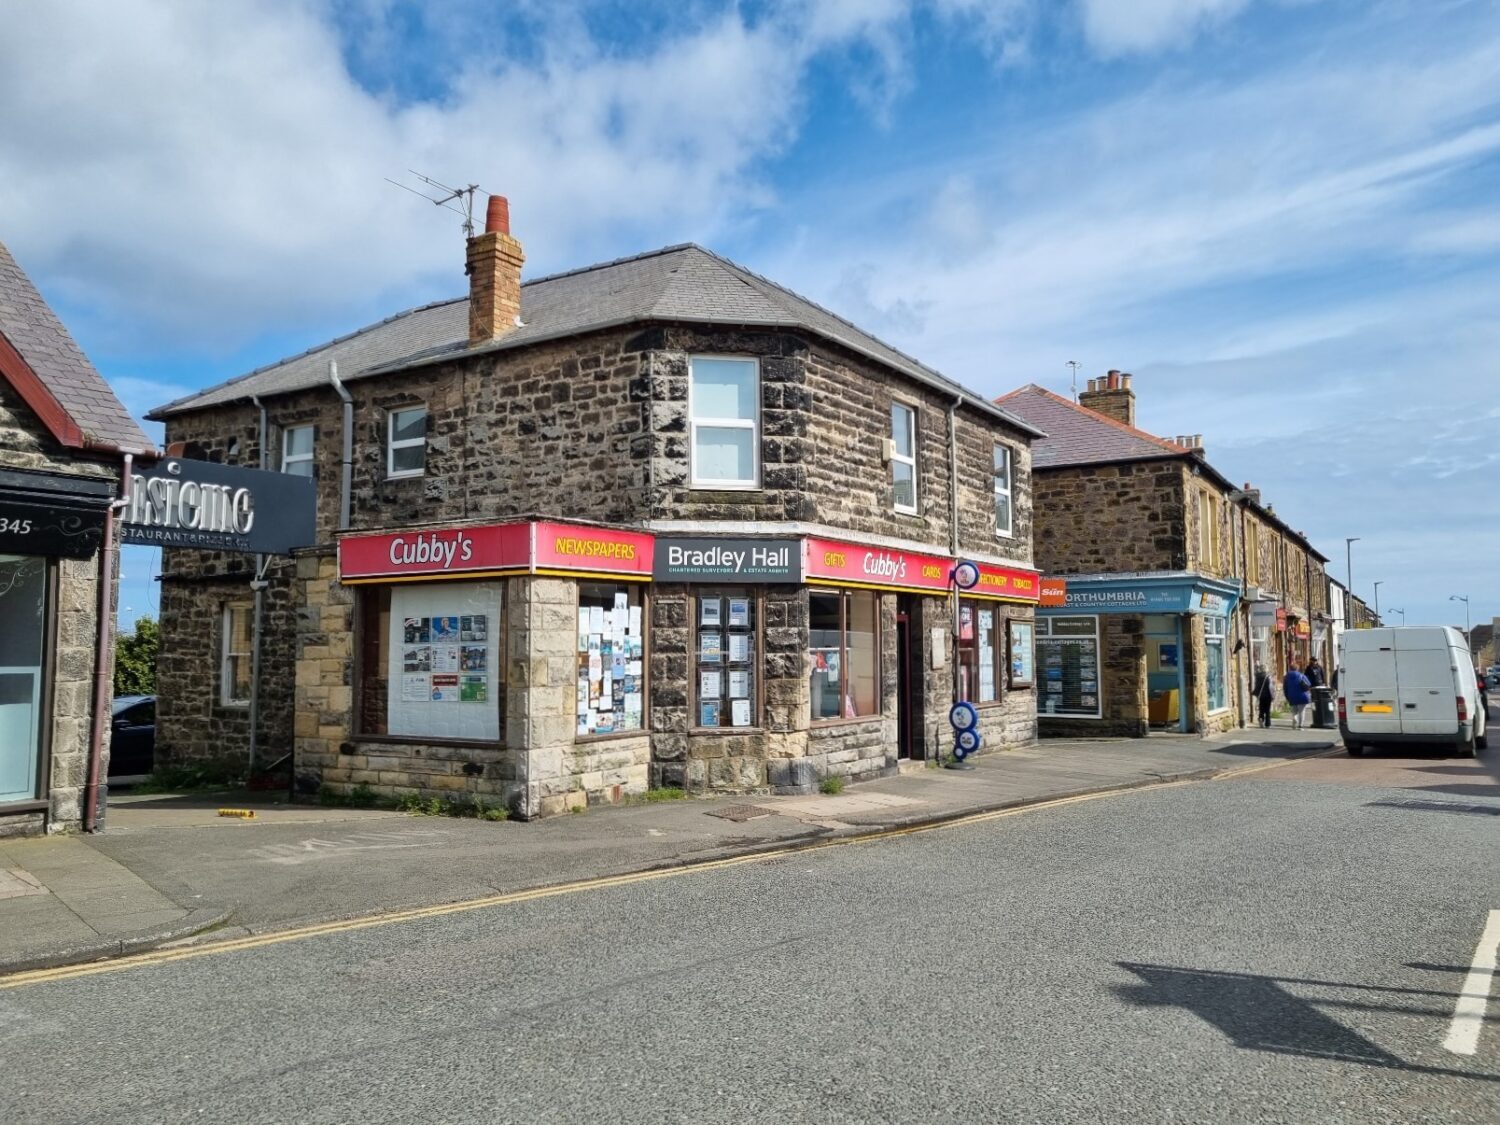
{"left": 122, "top": 458, "right": 316, "bottom": 556}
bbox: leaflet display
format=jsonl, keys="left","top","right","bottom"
{"left": 696, "top": 590, "right": 755, "bottom": 728}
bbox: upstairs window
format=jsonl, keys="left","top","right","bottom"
{"left": 220, "top": 604, "right": 252, "bottom": 707}
{"left": 387, "top": 407, "right": 427, "bottom": 478}
{"left": 281, "top": 425, "right": 314, "bottom": 478}
{"left": 890, "top": 402, "right": 917, "bottom": 513}
{"left": 993, "top": 444, "right": 1013, "bottom": 538}
{"left": 689, "top": 357, "right": 759, "bottom": 488}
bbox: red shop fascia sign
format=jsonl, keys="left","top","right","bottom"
{"left": 801, "top": 536, "right": 1039, "bottom": 603}
{"left": 338, "top": 520, "right": 655, "bottom": 583}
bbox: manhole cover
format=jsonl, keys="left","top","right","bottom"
{"left": 1367, "top": 798, "right": 1500, "bottom": 817}
{"left": 706, "top": 804, "right": 771, "bottom": 822}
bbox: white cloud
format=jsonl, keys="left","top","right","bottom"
{"left": 1078, "top": 0, "right": 1253, "bottom": 56}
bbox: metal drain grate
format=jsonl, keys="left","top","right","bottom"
{"left": 705, "top": 804, "right": 772, "bottom": 822}
{"left": 1367, "top": 798, "right": 1500, "bottom": 817}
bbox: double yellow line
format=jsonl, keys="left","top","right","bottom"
{"left": 2, "top": 753, "right": 1320, "bottom": 991}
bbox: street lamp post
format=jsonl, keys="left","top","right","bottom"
{"left": 1390, "top": 608, "right": 1405, "bottom": 624}
{"left": 1345, "top": 537, "right": 1359, "bottom": 628}
{"left": 1450, "top": 594, "right": 1470, "bottom": 650}
{"left": 1373, "top": 581, "right": 1383, "bottom": 624}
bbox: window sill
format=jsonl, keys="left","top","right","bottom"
{"left": 689, "top": 481, "right": 761, "bottom": 491}
{"left": 575, "top": 730, "right": 648, "bottom": 743}
{"left": 354, "top": 734, "right": 504, "bottom": 750}
{"left": 810, "top": 714, "right": 885, "bottom": 728}
{"left": 689, "top": 725, "right": 762, "bottom": 735}
{"left": 220, "top": 701, "right": 250, "bottom": 709}
{"left": 891, "top": 506, "right": 921, "bottom": 518}
{"left": 385, "top": 471, "right": 425, "bottom": 482}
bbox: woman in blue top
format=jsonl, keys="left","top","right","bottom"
{"left": 1283, "top": 663, "right": 1313, "bottom": 729}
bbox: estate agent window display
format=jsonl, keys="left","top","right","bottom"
{"left": 693, "top": 588, "right": 759, "bottom": 729}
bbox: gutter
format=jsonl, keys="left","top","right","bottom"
{"left": 947, "top": 396, "right": 961, "bottom": 556}
{"left": 84, "top": 454, "right": 133, "bottom": 831}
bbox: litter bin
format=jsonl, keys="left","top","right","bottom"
{"left": 1311, "top": 686, "right": 1335, "bottom": 729}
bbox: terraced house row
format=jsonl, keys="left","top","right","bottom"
{"left": 148, "top": 199, "right": 1044, "bottom": 818}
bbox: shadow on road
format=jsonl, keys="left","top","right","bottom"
{"left": 1114, "top": 962, "right": 1500, "bottom": 1084}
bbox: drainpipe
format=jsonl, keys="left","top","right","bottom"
{"left": 247, "top": 397, "right": 269, "bottom": 776}
{"left": 328, "top": 360, "right": 353, "bottom": 530}
{"left": 84, "top": 453, "right": 133, "bottom": 832}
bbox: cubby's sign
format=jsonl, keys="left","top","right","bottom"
{"left": 339, "top": 523, "right": 530, "bottom": 580}
{"left": 802, "top": 536, "right": 1040, "bottom": 602}
{"left": 122, "top": 458, "right": 315, "bottom": 555}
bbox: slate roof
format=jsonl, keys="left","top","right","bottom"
{"left": 0, "top": 239, "right": 150, "bottom": 451}
{"left": 149, "top": 244, "right": 1043, "bottom": 437}
{"left": 994, "top": 384, "right": 1187, "bottom": 468}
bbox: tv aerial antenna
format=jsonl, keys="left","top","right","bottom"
{"left": 385, "top": 170, "right": 483, "bottom": 238}
{"left": 1066, "top": 360, "right": 1082, "bottom": 401}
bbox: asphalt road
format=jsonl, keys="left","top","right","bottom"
{"left": 3, "top": 751, "right": 1498, "bottom": 1124}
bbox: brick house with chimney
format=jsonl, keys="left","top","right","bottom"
{"left": 998, "top": 373, "right": 1329, "bottom": 737}
{"left": 148, "top": 197, "right": 1044, "bottom": 817}
{"left": 0, "top": 238, "right": 154, "bottom": 835}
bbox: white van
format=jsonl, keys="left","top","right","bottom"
{"left": 1338, "top": 627, "right": 1487, "bottom": 756}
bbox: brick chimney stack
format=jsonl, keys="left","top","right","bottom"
{"left": 466, "top": 194, "right": 525, "bottom": 345}
{"left": 1078, "top": 370, "right": 1137, "bottom": 428}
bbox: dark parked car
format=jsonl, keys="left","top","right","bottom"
{"left": 110, "top": 694, "right": 155, "bottom": 779}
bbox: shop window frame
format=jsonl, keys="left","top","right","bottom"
{"left": 957, "top": 600, "right": 1004, "bottom": 707}
{"left": 0, "top": 555, "right": 57, "bottom": 810}
{"left": 993, "top": 444, "right": 1014, "bottom": 539}
{"left": 575, "top": 581, "right": 649, "bottom": 742}
{"left": 281, "top": 424, "right": 315, "bottom": 478}
{"left": 220, "top": 603, "right": 252, "bottom": 708}
{"left": 809, "top": 588, "right": 882, "bottom": 725}
{"left": 691, "top": 587, "right": 763, "bottom": 731}
{"left": 688, "top": 355, "right": 760, "bottom": 490}
{"left": 889, "top": 401, "right": 919, "bottom": 515}
{"left": 1035, "top": 615, "right": 1103, "bottom": 720}
{"left": 351, "top": 582, "right": 509, "bottom": 747}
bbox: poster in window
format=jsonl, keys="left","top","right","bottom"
{"left": 432, "top": 616, "right": 460, "bottom": 643}
{"left": 460, "top": 675, "right": 487, "bottom": 702}
{"left": 728, "top": 669, "right": 750, "bottom": 699}
{"left": 728, "top": 633, "right": 750, "bottom": 663}
{"left": 700, "top": 701, "right": 721, "bottom": 727}
{"left": 731, "top": 699, "right": 752, "bottom": 727}
{"left": 461, "top": 646, "right": 487, "bottom": 672}
{"left": 701, "top": 597, "right": 722, "bottom": 627}
{"left": 1008, "top": 620, "right": 1035, "bottom": 687}
{"left": 728, "top": 598, "right": 750, "bottom": 627}
{"left": 701, "top": 670, "right": 722, "bottom": 699}
{"left": 1157, "top": 644, "right": 1179, "bottom": 670}
{"left": 430, "top": 673, "right": 460, "bottom": 702}
{"left": 402, "top": 646, "right": 432, "bottom": 673}
{"left": 700, "top": 631, "right": 722, "bottom": 661}
{"left": 431, "top": 645, "right": 459, "bottom": 673}
{"left": 401, "top": 673, "right": 430, "bottom": 701}
{"left": 461, "top": 615, "right": 488, "bottom": 642}
{"left": 403, "top": 617, "right": 430, "bottom": 644}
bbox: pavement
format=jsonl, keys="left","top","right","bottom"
{"left": 2, "top": 736, "right": 1496, "bottom": 1124}
{"left": 0, "top": 724, "right": 1338, "bottom": 974}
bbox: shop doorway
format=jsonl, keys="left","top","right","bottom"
{"left": 895, "top": 597, "right": 922, "bottom": 759}
{"left": 0, "top": 555, "right": 47, "bottom": 804}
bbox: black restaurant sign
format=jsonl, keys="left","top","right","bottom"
{"left": 653, "top": 537, "right": 802, "bottom": 583}
{"left": 122, "top": 457, "right": 316, "bottom": 555}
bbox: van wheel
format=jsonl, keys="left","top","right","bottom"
{"left": 1345, "top": 741, "right": 1364, "bottom": 757}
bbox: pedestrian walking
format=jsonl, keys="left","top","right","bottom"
{"left": 1283, "top": 662, "right": 1313, "bottom": 729}
{"left": 1252, "top": 663, "right": 1275, "bottom": 728}
{"left": 1305, "top": 657, "right": 1326, "bottom": 689}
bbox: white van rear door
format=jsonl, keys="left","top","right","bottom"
{"left": 1343, "top": 644, "right": 1401, "bottom": 737}
{"left": 1393, "top": 632, "right": 1458, "bottom": 737}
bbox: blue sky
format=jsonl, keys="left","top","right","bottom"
{"left": 1, "top": 0, "right": 1496, "bottom": 637}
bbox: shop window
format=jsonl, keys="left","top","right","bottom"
{"left": 1205, "top": 614, "right": 1228, "bottom": 712}
{"left": 890, "top": 403, "right": 918, "bottom": 513}
{"left": 689, "top": 356, "right": 759, "bottom": 488}
{"left": 357, "top": 583, "right": 505, "bottom": 740}
{"left": 281, "top": 425, "right": 315, "bottom": 478}
{"left": 0, "top": 555, "right": 47, "bottom": 803}
{"left": 993, "top": 444, "right": 1013, "bottom": 538}
{"left": 387, "top": 406, "right": 427, "bottom": 478}
{"left": 220, "top": 604, "right": 252, "bottom": 706}
{"left": 810, "top": 589, "right": 879, "bottom": 721}
{"left": 695, "top": 589, "right": 757, "bottom": 728}
{"left": 576, "top": 583, "right": 645, "bottom": 737}
{"left": 1008, "top": 619, "right": 1035, "bottom": 688}
{"left": 1036, "top": 616, "right": 1101, "bottom": 718}
{"left": 957, "top": 602, "right": 1001, "bottom": 704}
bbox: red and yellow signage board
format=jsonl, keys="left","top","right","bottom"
{"left": 339, "top": 520, "right": 653, "bottom": 582}
{"left": 802, "top": 536, "right": 1040, "bottom": 603}
{"left": 338, "top": 523, "right": 530, "bottom": 581}
{"left": 531, "top": 521, "right": 654, "bottom": 578}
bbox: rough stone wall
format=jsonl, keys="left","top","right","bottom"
{"left": 1185, "top": 479, "right": 1236, "bottom": 580}
{"left": 1033, "top": 461, "right": 1187, "bottom": 576}
{"left": 954, "top": 405, "right": 1034, "bottom": 565}
{"left": 0, "top": 377, "right": 117, "bottom": 834}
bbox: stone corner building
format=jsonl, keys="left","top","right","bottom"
{"left": 0, "top": 238, "right": 154, "bottom": 836}
{"left": 997, "top": 374, "right": 1330, "bottom": 739}
{"left": 149, "top": 197, "right": 1045, "bottom": 819}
